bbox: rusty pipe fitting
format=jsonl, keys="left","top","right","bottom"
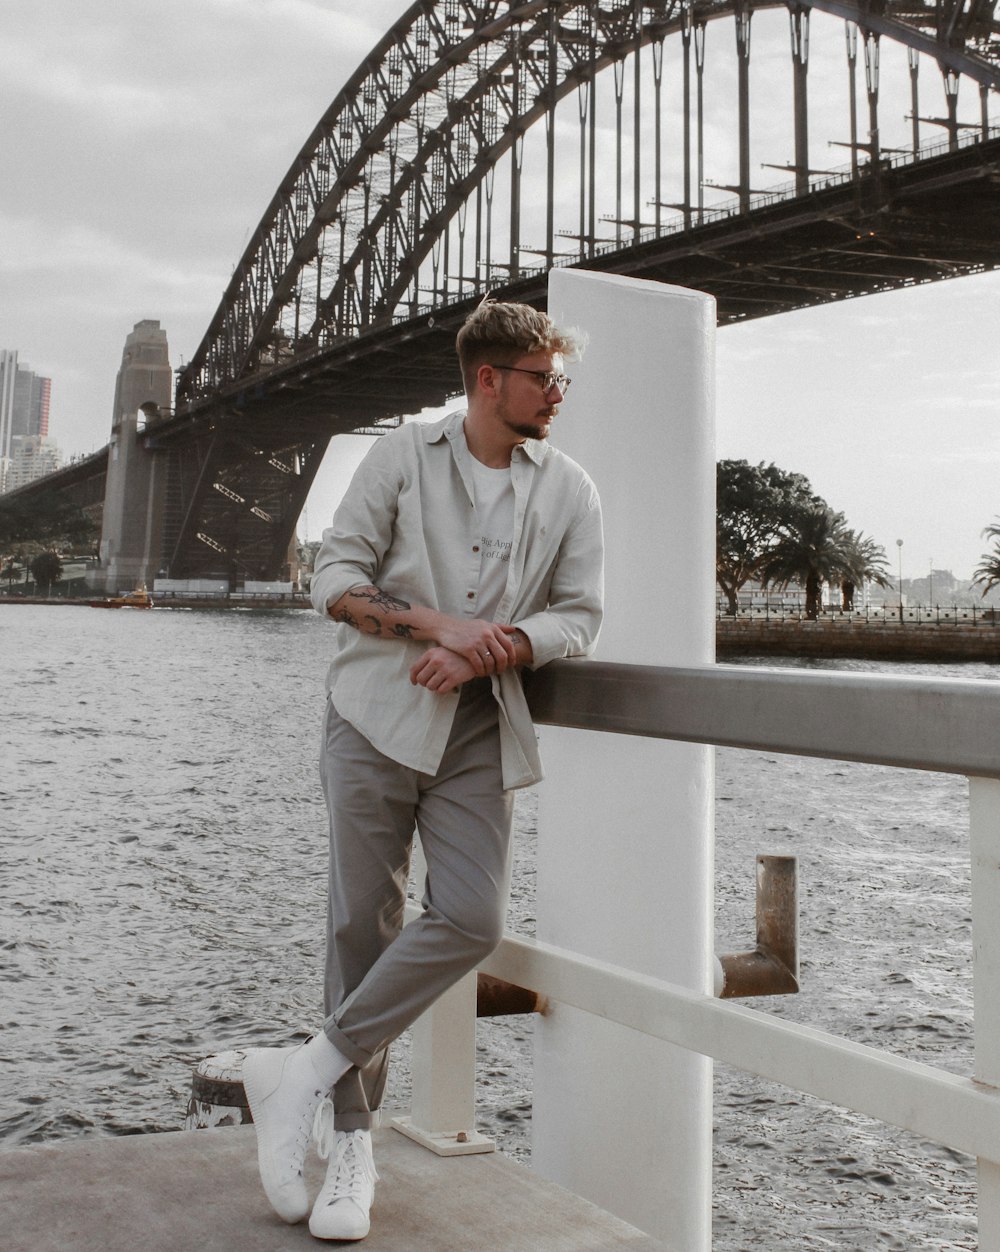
{"left": 717, "top": 854, "right": 799, "bottom": 999}
{"left": 476, "top": 973, "right": 549, "bottom": 1016}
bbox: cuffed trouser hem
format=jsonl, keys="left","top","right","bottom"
{"left": 323, "top": 1020, "right": 373, "bottom": 1071}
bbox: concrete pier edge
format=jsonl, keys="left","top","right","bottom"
{"left": 0, "top": 1125, "right": 666, "bottom": 1252}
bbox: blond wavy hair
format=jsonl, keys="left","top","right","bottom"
{"left": 456, "top": 299, "right": 583, "bottom": 394}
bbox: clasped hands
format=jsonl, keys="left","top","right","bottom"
{"left": 410, "top": 617, "right": 518, "bottom": 694}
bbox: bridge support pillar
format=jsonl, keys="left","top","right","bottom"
{"left": 534, "top": 270, "right": 716, "bottom": 1248}
{"left": 91, "top": 320, "right": 172, "bottom": 594}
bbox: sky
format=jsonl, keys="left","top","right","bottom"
{"left": 2, "top": 0, "right": 997, "bottom": 582}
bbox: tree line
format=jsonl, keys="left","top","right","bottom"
{"left": 0, "top": 492, "right": 98, "bottom": 595}
{"left": 719, "top": 460, "right": 1000, "bottom": 618}
{"left": 716, "top": 460, "right": 893, "bottom": 619}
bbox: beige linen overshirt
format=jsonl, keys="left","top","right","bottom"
{"left": 310, "top": 410, "right": 604, "bottom": 789}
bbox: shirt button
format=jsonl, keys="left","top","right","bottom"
{"left": 467, "top": 592, "right": 475, "bottom": 600}
{"left": 472, "top": 545, "right": 480, "bottom": 553}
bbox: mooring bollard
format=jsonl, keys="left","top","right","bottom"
{"left": 185, "top": 1049, "right": 252, "bottom": 1130}
{"left": 183, "top": 977, "right": 541, "bottom": 1136}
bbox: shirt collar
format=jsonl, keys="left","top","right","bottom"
{"left": 426, "top": 409, "right": 550, "bottom": 465}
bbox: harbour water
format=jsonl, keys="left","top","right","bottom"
{"left": 2, "top": 604, "right": 996, "bottom": 1249}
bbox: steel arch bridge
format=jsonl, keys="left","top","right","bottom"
{"left": 151, "top": 0, "right": 999, "bottom": 581}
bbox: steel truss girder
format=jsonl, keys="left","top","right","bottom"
{"left": 2, "top": 448, "right": 110, "bottom": 511}
{"left": 176, "top": 0, "right": 1000, "bottom": 412}
{"left": 164, "top": 425, "right": 329, "bottom": 581}
{"left": 592, "top": 136, "right": 1000, "bottom": 300}
{"left": 169, "top": 136, "right": 999, "bottom": 450}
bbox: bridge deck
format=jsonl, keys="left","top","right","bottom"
{"left": 1, "top": 1125, "right": 666, "bottom": 1251}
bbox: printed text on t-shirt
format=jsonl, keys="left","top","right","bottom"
{"left": 481, "top": 537, "right": 512, "bottom": 561}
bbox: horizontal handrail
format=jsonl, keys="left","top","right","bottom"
{"left": 526, "top": 660, "right": 1000, "bottom": 779}
{"left": 477, "top": 927, "right": 1000, "bottom": 1164}
{"left": 405, "top": 659, "right": 1000, "bottom": 1237}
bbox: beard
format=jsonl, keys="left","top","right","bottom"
{"left": 509, "top": 420, "right": 551, "bottom": 441}
{"left": 501, "top": 403, "right": 556, "bottom": 442}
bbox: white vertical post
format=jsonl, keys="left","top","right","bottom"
{"left": 534, "top": 269, "right": 716, "bottom": 1247}
{"left": 971, "top": 777, "right": 1000, "bottom": 1248}
{"left": 392, "top": 842, "right": 494, "bottom": 1156}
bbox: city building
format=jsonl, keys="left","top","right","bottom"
{"left": 0, "top": 350, "right": 53, "bottom": 493}
{"left": 5, "top": 434, "right": 62, "bottom": 491}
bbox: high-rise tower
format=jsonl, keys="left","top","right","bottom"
{"left": 0, "top": 351, "right": 54, "bottom": 493}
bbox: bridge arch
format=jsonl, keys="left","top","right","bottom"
{"left": 176, "top": 0, "right": 1000, "bottom": 411}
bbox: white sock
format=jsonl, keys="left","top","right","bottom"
{"left": 301, "top": 1031, "right": 352, "bottom": 1089}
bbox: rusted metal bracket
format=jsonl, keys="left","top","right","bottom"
{"left": 716, "top": 855, "right": 799, "bottom": 998}
{"left": 476, "top": 973, "right": 548, "bottom": 1017}
{"left": 477, "top": 856, "right": 799, "bottom": 1012}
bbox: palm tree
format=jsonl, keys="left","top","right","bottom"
{"left": 758, "top": 506, "right": 857, "bottom": 620}
{"left": 840, "top": 531, "right": 893, "bottom": 611}
{"left": 972, "top": 520, "right": 1000, "bottom": 596}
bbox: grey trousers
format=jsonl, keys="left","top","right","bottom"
{"left": 319, "top": 678, "right": 515, "bottom": 1130}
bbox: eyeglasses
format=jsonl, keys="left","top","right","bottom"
{"left": 490, "top": 365, "right": 572, "bottom": 394}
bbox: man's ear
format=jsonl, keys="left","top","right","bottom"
{"left": 476, "top": 362, "right": 500, "bottom": 396}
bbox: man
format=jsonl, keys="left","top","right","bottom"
{"left": 242, "top": 299, "right": 604, "bottom": 1241}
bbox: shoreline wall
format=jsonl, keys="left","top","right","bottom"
{"left": 717, "top": 618, "right": 1000, "bottom": 663}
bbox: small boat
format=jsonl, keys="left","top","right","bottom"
{"left": 89, "top": 584, "right": 154, "bottom": 610}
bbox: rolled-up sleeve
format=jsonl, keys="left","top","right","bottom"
{"left": 515, "top": 482, "right": 604, "bottom": 668}
{"left": 310, "top": 440, "right": 403, "bottom": 617}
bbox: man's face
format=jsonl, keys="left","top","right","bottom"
{"left": 493, "top": 352, "right": 567, "bottom": 443}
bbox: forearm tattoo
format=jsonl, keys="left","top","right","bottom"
{"left": 350, "top": 585, "right": 412, "bottom": 614}
{"left": 351, "top": 616, "right": 414, "bottom": 639}
{"left": 331, "top": 585, "right": 413, "bottom": 636}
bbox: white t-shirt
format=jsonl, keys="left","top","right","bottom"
{"left": 471, "top": 457, "right": 515, "bottom": 623}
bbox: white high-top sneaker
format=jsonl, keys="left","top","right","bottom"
{"left": 241, "top": 1045, "right": 327, "bottom": 1223}
{"left": 309, "top": 1099, "right": 379, "bottom": 1241}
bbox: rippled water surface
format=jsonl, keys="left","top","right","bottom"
{"left": 2, "top": 605, "right": 996, "bottom": 1248}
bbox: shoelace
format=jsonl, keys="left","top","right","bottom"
{"left": 288, "top": 1100, "right": 316, "bottom": 1176}
{"left": 313, "top": 1096, "right": 337, "bottom": 1160}
{"left": 312, "top": 1098, "right": 379, "bottom": 1204}
{"left": 276, "top": 1080, "right": 324, "bottom": 1179}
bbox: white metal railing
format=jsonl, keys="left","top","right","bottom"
{"left": 400, "top": 660, "right": 1000, "bottom": 1244}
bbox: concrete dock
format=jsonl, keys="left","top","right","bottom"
{"left": 1, "top": 1126, "right": 667, "bottom": 1251}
